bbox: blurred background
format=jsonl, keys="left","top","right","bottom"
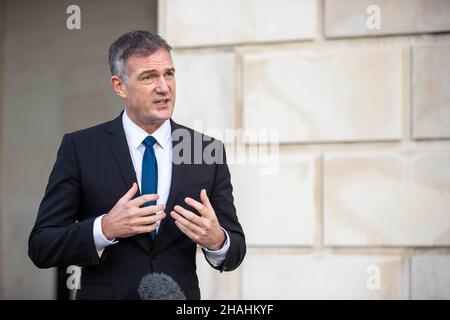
{"left": 0, "top": 0, "right": 449, "bottom": 299}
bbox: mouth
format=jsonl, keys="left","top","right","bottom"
{"left": 153, "top": 98, "right": 170, "bottom": 106}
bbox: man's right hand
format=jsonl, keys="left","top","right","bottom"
{"left": 102, "top": 182, "right": 166, "bottom": 240}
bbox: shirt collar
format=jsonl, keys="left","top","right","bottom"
{"left": 122, "top": 109, "right": 172, "bottom": 150}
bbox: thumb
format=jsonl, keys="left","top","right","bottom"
{"left": 200, "top": 189, "right": 212, "bottom": 209}
{"left": 122, "top": 182, "right": 138, "bottom": 201}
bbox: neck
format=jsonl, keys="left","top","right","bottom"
{"left": 125, "top": 111, "right": 165, "bottom": 135}
{"left": 139, "top": 122, "right": 164, "bottom": 135}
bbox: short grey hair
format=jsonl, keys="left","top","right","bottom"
{"left": 109, "top": 30, "right": 172, "bottom": 81}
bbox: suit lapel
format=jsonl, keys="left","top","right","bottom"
{"left": 153, "top": 119, "right": 186, "bottom": 251}
{"left": 164, "top": 119, "right": 186, "bottom": 214}
{"left": 105, "top": 112, "right": 151, "bottom": 254}
{"left": 105, "top": 112, "right": 138, "bottom": 192}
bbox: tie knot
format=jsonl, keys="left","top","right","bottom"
{"left": 143, "top": 136, "right": 157, "bottom": 147}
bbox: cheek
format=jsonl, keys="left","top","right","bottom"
{"left": 133, "top": 87, "right": 153, "bottom": 101}
{"left": 128, "top": 93, "right": 151, "bottom": 110}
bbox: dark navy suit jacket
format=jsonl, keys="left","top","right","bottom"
{"left": 28, "top": 112, "right": 246, "bottom": 299}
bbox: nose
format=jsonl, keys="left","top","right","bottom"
{"left": 155, "top": 75, "right": 169, "bottom": 94}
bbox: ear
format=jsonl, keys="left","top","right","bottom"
{"left": 111, "top": 75, "right": 127, "bottom": 99}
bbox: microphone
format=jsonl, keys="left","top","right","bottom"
{"left": 137, "top": 273, "right": 186, "bottom": 300}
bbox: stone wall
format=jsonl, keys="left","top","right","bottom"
{"left": 159, "top": 0, "right": 450, "bottom": 299}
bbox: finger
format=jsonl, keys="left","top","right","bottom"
{"left": 135, "top": 211, "right": 166, "bottom": 226}
{"left": 174, "top": 220, "right": 198, "bottom": 243}
{"left": 130, "top": 193, "right": 159, "bottom": 207}
{"left": 170, "top": 210, "right": 203, "bottom": 235}
{"left": 184, "top": 196, "right": 210, "bottom": 217}
{"left": 137, "top": 203, "right": 166, "bottom": 217}
{"left": 200, "top": 189, "right": 213, "bottom": 210}
{"left": 121, "top": 182, "right": 138, "bottom": 201}
{"left": 173, "top": 205, "right": 204, "bottom": 226}
{"left": 135, "top": 223, "right": 158, "bottom": 235}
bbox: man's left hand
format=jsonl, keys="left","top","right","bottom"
{"left": 171, "top": 189, "right": 225, "bottom": 250}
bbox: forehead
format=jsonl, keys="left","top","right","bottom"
{"left": 125, "top": 48, "right": 174, "bottom": 74}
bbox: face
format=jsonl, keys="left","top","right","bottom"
{"left": 112, "top": 48, "right": 176, "bottom": 132}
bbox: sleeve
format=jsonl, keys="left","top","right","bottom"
{"left": 202, "top": 227, "right": 230, "bottom": 267}
{"left": 28, "top": 134, "right": 100, "bottom": 268}
{"left": 93, "top": 214, "right": 118, "bottom": 256}
{"left": 203, "top": 141, "right": 246, "bottom": 272}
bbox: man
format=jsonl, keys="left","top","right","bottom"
{"left": 28, "top": 31, "right": 246, "bottom": 300}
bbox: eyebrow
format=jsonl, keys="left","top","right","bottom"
{"left": 137, "top": 67, "right": 176, "bottom": 78}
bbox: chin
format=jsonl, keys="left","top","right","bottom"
{"left": 160, "top": 107, "right": 174, "bottom": 119}
{"left": 147, "top": 109, "right": 173, "bottom": 123}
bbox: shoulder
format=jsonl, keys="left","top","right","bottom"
{"left": 65, "top": 116, "right": 118, "bottom": 142}
{"left": 171, "top": 119, "right": 227, "bottom": 165}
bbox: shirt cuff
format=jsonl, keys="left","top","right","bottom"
{"left": 93, "top": 214, "right": 118, "bottom": 256}
{"left": 202, "top": 228, "right": 230, "bottom": 267}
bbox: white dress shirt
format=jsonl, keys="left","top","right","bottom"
{"left": 93, "top": 110, "right": 230, "bottom": 266}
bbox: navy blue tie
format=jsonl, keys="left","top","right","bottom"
{"left": 142, "top": 136, "right": 158, "bottom": 240}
